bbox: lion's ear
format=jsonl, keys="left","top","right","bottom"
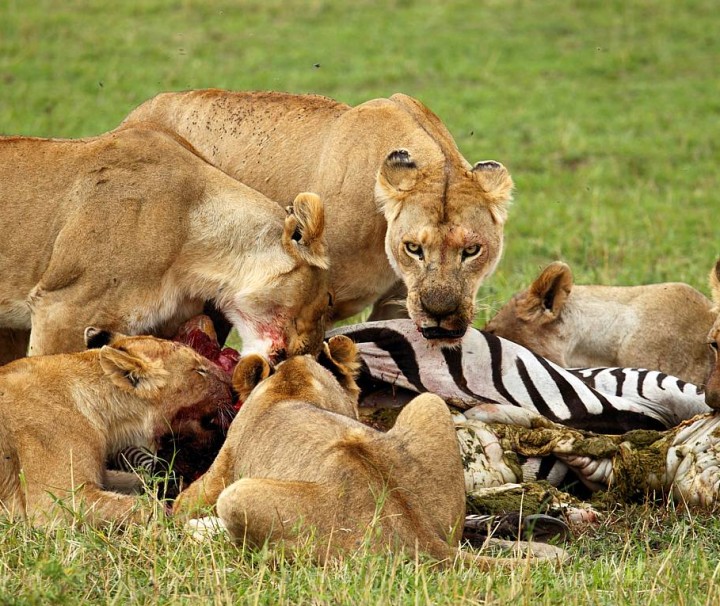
{"left": 379, "top": 149, "right": 419, "bottom": 193}
{"left": 471, "top": 160, "right": 514, "bottom": 225}
{"left": 525, "top": 262, "right": 573, "bottom": 320}
{"left": 709, "top": 258, "right": 720, "bottom": 308}
{"left": 84, "top": 326, "right": 115, "bottom": 349}
{"left": 232, "top": 354, "right": 272, "bottom": 401}
{"left": 283, "top": 193, "right": 329, "bottom": 269}
{"left": 98, "top": 344, "right": 169, "bottom": 395}
{"left": 318, "top": 335, "right": 361, "bottom": 395}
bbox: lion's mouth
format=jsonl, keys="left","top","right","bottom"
{"left": 420, "top": 326, "right": 467, "bottom": 340}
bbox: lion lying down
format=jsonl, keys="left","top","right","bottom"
{"left": 172, "top": 336, "right": 548, "bottom": 566}
{"left": 0, "top": 328, "right": 234, "bottom": 526}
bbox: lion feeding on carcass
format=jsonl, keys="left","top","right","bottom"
{"left": 0, "top": 126, "right": 330, "bottom": 364}
{"left": 122, "top": 90, "right": 513, "bottom": 343}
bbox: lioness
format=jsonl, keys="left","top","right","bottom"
{"left": 704, "top": 260, "right": 720, "bottom": 408}
{"left": 0, "top": 126, "right": 329, "bottom": 364}
{"left": 121, "top": 90, "right": 514, "bottom": 343}
{"left": 0, "top": 328, "right": 233, "bottom": 526}
{"left": 485, "top": 261, "right": 715, "bottom": 386}
{"left": 173, "top": 335, "right": 512, "bottom": 567}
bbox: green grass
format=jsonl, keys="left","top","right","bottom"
{"left": 2, "top": 502, "right": 720, "bottom": 605}
{"left": 1, "top": 0, "right": 719, "bottom": 602}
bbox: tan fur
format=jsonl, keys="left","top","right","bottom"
{"left": 704, "top": 259, "right": 720, "bottom": 408}
{"left": 0, "top": 127, "right": 330, "bottom": 363}
{"left": 173, "top": 336, "right": 512, "bottom": 568}
{"left": 485, "top": 261, "right": 716, "bottom": 386}
{"left": 0, "top": 330, "right": 232, "bottom": 526}
{"left": 121, "top": 90, "right": 514, "bottom": 343}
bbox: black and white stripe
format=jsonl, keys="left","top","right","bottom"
{"left": 328, "top": 320, "right": 710, "bottom": 434}
{"left": 111, "top": 446, "right": 166, "bottom": 475}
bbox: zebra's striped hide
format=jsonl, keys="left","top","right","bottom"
{"left": 328, "top": 320, "right": 709, "bottom": 434}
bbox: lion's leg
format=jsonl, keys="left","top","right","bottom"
{"left": 172, "top": 447, "right": 234, "bottom": 518}
{"left": 216, "top": 478, "right": 350, "bottom": 561}
{"left": 23, "top": 480, "right": 148, "bottom": 527}
{"left": 387, "top": 393, "right": 467, "bottom": 545}
{"left": 0, "top": 329, "right": 29, "bottom": 365}
{"left": 367, "top": 281, "right": 409, "bottom": 321}
{"left": 28, "top": 309, "right": 88, "bottom": 356}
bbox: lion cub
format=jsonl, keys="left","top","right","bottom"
{"left": 485, "top": 261, "right": 715, "bottom": 386}
{"left": 174, "top": 336, "right": 508, "bottom": 566}
{"left": 0, "top": 329, "right": 233, "bottom": 526}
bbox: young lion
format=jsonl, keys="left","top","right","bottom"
{"left": 173, "top": 336, "right": 510, "bottom": 567}
{"left": 0, "top": 126, "right": 329, "bottom": 364}
{"left": 121, "top": 90, "right": 514, "bottom": 344}
{"left": 0, "top": 328, "right": 233, "bottom": 526}
{"left": 485, "top": 261, "right": 715, "bottom": 386}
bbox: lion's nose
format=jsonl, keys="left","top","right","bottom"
{"left": 420, "top": 289, "right": 459, "bottom": 319}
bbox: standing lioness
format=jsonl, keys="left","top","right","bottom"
{"left": 0, "top": 127, "right": 329, "bottom": 364}
{"left": 122, "top": 90, "right": 514, "bottom": 343}
{"left": 0, "top": 329, "right": 233, "bottom": 526}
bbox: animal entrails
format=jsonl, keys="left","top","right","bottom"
{"left": 0, "top": 329, "right": 233, "bottom": 526}
{"left": 0, "top": 126, "right": 330, "bottom": 364}
{"left": 121, "top": 90, "right": 514, "bottom": 345}
{"left": 485, "top": 261, "right": 715, "bottom": 386}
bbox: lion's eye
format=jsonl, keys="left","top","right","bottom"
{"left": 328, "top": 292, "right": 335, "bottom": 307}
{"left": 462, "top": 244, "right": 482, "bottom": 260}
{"left": 405, "top": 242, "right": 424, "bottom": 260}
{"left": 195, "top": 368, "right": 209, "bottom": 377}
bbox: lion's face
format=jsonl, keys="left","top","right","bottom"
{"left": 377, "top": 151, "right": 513, "bottom": 344}
{"left": 238, "top": 261, "right": 331, "bottom": 363}
{"left": 217, "top": 193, "right": 331, "bottom": 362}
{"left": 87, "top": 328, "right": 235, "bottom": 440}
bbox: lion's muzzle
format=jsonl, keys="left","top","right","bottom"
{"left": 421, "top": 326, "right": 467, "bottom": 340}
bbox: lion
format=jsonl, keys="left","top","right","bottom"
{"left": 704, "top": 260, "right": 720, "bottom": 408}
{"left": 172, "top": 335, "right": 530, "bottom": 567}
{"left": 485, "top": 261, "right": 716, "bottom": 386}
{"left": 0, "top": 126, "right": 330, "bottom": 365}
{"left": 120, "top": 90, "right": 514, "bottom": 343}
{"left": 0, "top": 328, "right": 234, "bottom": 526}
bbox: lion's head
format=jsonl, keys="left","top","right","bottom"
{"left": 85, "top": 327, "right": 235, "bottom": 443}
{"left": 484, "top": 261, "right": 574, "bottom": 365}
{"left": 203, "top": 192, "right": 331, "bottom": 362}
{"left": 233, "top": 334, "right": 361, "bottom": 419}
{"left": 376, "top": 150, "right": 513, "bottom": 344}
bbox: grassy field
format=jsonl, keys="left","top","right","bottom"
{"left": 1, "top": 0, "right": 719, "bottom": 603}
